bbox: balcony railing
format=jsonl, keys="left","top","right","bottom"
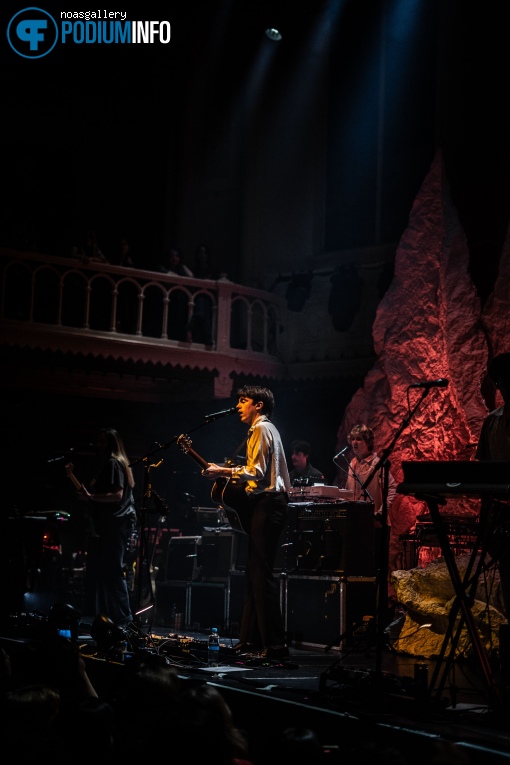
{"left": 0, "top": 248, "right": 376, "bottom": 399}
{"left": 0, "top": 248, "right": 289, "bottom": 396}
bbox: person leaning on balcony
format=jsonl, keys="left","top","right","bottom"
{"left": 75, "top": 228, "right": 108, "bottom": 265}
{"left": 153, "top": 246, "right": 194, "bottom": 340}
{"left": 188, "top": 243, "right": 215, "bottom": 344}
{"left": 111, "top": 237, "right": 135, "bottom": 268}
{"left": 155, "top": 246, "right": 194, "bottom": 276}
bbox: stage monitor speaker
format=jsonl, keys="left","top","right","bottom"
{"left": 283, "top": 574, "right": 376, "bottom": 650}
{"left": 154, "top": 581, "right": 191, "bottom": 628}
{"left": 201, "top": 531, "right": 243, "bottom": 582}
{"left": 164, "top": 536, "right": 201, "bottom": 581}
{"left": 226, "top": 571, "right": 245, "bottom": 636}
{"left": 189, "top": 582, "right": 227, "bottom": 632}
{"left": 296, "top": 502, "right": 375, "bottom": 576}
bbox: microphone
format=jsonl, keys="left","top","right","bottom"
{"left": 333, "top": 446, "right": 349, "bottom": 461}
{"left": 204, "top": 407, "right": 237, "bottom": 421}
{"left": 408, "top": 378, "right": 449, "bottom": 389}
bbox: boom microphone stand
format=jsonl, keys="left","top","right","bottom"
{"left": 359, "top": 385, "right": 433, "bottom": 680}
{"left": 323, "top": 449, "right": 375, "bottom": 652}
{"left": 129, "top": 447, "right": 168, "bottom": 626}
{"left": 129, "top": 407, "right": 238, "bottom": 625}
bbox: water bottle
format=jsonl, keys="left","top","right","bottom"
{"left": 208, "top": 626, "right": 220, "bottom": 666}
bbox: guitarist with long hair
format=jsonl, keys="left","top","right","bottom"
{"left": 72, "top": 427, "right": 136, "bottom": 629}
{"left": 202, "top": 385, "right": 291, "bottom": 659}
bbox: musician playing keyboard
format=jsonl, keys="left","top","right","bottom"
{"left": 289, "top": 439, "right": 326, "bottom": 487}
{"left": 344, "top": 424, "right": 397, "bottom": 520}
{"left": 475, "top": 352, "right": 510, "bottom": 622}
{"left": 343, "top": 423, "right": 399, "bottom": 605}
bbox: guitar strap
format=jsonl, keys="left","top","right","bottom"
{"left": 226, "top": 438, "right": 248, "bottom": 466}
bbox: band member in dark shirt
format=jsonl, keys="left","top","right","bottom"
{"left": 76, "top": 427, "right": 136, "bottom": 628}
{"left": 288, "top": 440, "right": 325, "bottom": 486}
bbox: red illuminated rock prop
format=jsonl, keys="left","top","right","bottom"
{"left": 335, "top": 150, "right": 491, "bottom": 582}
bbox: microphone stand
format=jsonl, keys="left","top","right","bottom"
{"left": 359, "top": 387, "right": 431, "bottom": 683}
{"left": 325, "top": 454, "right": 375, "bottom": 651}
{"left": 129, "top": 446, "right": 168, "bottom": 627}
{"left": 129, "top": 416, "right": 232, "bottom": 626}
{"left": 338, "top": 453, "right": 374, "bottom": 504}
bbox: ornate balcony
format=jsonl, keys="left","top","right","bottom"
{"left": 0, "top": 248, "right": 374, "bottom": 401}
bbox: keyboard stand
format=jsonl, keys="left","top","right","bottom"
{"left": 417, "top": 493, "right": 500, "bottom": 707}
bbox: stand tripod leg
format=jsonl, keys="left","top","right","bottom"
{"left": 133, "top": 512, "right": 163, "bottom": 626}
{"left": 133, "top": 521, "right": 154, "bottom": 621}
{"left": 425, "top": 496, "right": 500, "bottom": 706}
{"left": 324, "top": 617, "right": 375, "bottom": 653}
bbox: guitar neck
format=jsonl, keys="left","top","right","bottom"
{"left": 66, "top": 464, "right": 83, "bottom": 492}
{"left": 187, "top": 448, "right": 209, "bottom": 472}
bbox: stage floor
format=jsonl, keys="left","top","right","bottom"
{"left": 3, "top": 595, "right": 510, "bottom": 764}
{"left": 74, "top": 619, "right": 510, "bottom": 764}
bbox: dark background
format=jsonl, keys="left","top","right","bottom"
{"left": 1, "top": 1, "right": 509, "bottom": 296}
{"left": 2, "top": 0, "right": 510, "bottom": 532}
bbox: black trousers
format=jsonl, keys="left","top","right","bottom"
{"left": 91, "top": 512, "right": 136, "bottom": 626}
{"left": 239, "top": 492, "right": 288, "bottom": 648}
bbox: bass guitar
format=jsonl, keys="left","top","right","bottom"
{"left": 65, "top": 462, "right": 97, "bottom": 530}
{"left": 65, "top": 462, "right": 84, "bottom": 492}
{"left": 177, "top": 434, "right": 249, "bottom": 535}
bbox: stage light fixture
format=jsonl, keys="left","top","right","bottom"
{"left": 265, "top": 27, "right": 282, "bottom": 41}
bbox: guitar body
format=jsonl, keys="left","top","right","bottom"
{"left": 177, "top": 434, "right": 250, "bottom": 535}
{"left": 211, "top": 477, "right": 250, "bottom": 535}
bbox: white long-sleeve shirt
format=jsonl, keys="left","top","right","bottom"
{"left": 345, "top": 452, "right": 397, "bottom": 518}
{"left": 231, "top": 414, "right": 291, "bottom": 495}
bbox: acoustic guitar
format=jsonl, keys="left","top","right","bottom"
{"left": 177, "top": 434, "right": 249, "bottom": 534}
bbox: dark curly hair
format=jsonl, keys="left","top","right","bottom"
{"left": 236, "top": 385, "right": 274, "bottom": 417}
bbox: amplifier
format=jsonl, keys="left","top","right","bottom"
{"left": 288, "top": 486, "right": 354, "bottom": 501}
{"left": 283, "top": 574, "right": 377, "bottom": 650}
{"left": 294, "top": 501, "right": 375, "bottom": 576}
{"left": 201, "top": 530, "right": 244, "bottom": 582}
{"left": 163, "top": 536, "right": 202, "bottom": 581}
{"left": 295, "top": 500, "right": 373, "bottom": 521}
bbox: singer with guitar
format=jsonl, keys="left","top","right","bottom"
{"left": 71, "top": 427, "right": 136, "bottom": 629}
{"left": 202, "top": 385, "right": 291, "bottom": 660}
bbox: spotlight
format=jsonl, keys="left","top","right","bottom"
{"left": 265, "top": 27, "right": 282, "bottom": 41}
{"left": 91, "top": 613, "right": 126, "bottom": 653}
